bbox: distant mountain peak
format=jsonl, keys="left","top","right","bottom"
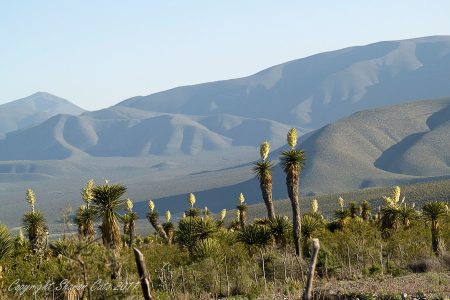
{"left": 0, "top": 92, "right": 86, "bottom": 135}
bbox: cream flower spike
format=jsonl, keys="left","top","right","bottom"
{"left": 287, "top": 128, "right": 297, "bottom": 149}
{"left": 148, "top": 200, "right": 155, "bottom": 212}
{"left": 188, "top": 193, "right": 196, "bottom": 208}
{"left": 260, "top": 140, "right": 270, "bottom": 161}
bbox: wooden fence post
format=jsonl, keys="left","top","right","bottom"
{"left": 302, "top": 238, "right": 320, "bottom": 300}
{"left": 133, "top": 248, "right": 154, "bottom": 300}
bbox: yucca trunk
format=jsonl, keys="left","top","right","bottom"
{"left": 287, "top": 168, "right": 301, "bottom": 257}
{"left": 128, "top": 220, "right": 135, "bottom": 247}
{"left": 103, "top": 216, "right": 121, "bottom": 250}
{"left": 83, "top": 220, "right": 95, "bottom": 241}
{"left": 147, "top": 213, "right": 168, "bottom": 241}
{"left": 431, "top": 220, "right": 442, "bottom": 256}
{"left": 260, "top": 174, "right": 275, "bottom": 220}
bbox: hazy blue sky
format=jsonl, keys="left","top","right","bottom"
{"left": 1, "top": 1, "right": 450, "bottom": 110}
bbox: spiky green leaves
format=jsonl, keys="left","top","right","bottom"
{"left": 253, "top": 160, "right": 274, "bottom": 180}
{"left": 22, "top": 211, "right": 47, "bottom": 253}
{"left": 280, "top": 149, "right": 305, "bottom": 174}
{"left": 422, "top": 201, "right": 448, "bottom": 221}
{"left": 91, "top": 183, "right": 126, "bottom": 249}
{"left": 0, "top": 225, "right": 13, "bottom": 261}
{"left": 237, "top": 224, "right": 272, "bottom": 251}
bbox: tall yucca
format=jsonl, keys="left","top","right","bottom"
{"left": 146, "top": 200, "right": 168, "bottom": 242}
{"left": 253, "top": 140, "right": 276, "bottom": 220}
{"left": 162, "top": 210, "right": 174, "bottom": 244}
{"left": 123, "top": 198, "right": 138, "bottom": 247}
{"left": 22, "top": 189, "right": 47, "bottom": 254}
{"left": 236, "top": 193, "right": 247, "bottom": 229}
{"left": 422, "top": 202, "right": 448, "bottom": 256}
{"left": 360, "top": 201, "right": 371, "bottom": 222}
{"left": 280, "top": 128, "right": 305, "bottom": 257}
{"left": 91, "top": 183, "right": 126, "bottom": 250}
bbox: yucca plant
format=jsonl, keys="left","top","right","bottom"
{"left": 360, "top": 200, "right": 371, "bottom": 222}
{"left": 237, "top": 223, "right": 272, "bottom": 255}
{"left": 162, "top": 210, "right": 174, "bottom": 244}
{"left": 349, "top": 201, "right": 358, "bottom": 218}
{"left": 122, "top": 198, "right": 138, "bottom": 247}
{"left": 253, "top": 140, "right": 276, "bottom": 220}
{"left": 176, "top": 215, "right": 218, "bottom": 255}
{"left": 399, "top": 204, "right": 417, "bottom": 229}
{"left": 191, "top": 238, "right": 221, "bottom": 261}
{"left": 236, "top": 193, "right": 247, "bottom": 229}
{"left": 0, "top": 225, "right": 13, "bottom": 262}
{"left": 301, "top": 215, "right": 322, "bottom": 257}
{"left": 380, "top": 186, "right": 404, "bottom": 237}
{"left": 22, "top": 189, "right": 48, "bottom": 254}
{"left": 269, "top": 215, "right": 292, "bottom": 248}
{"left": 75, "top": 205, "right": 96, "bottom": 241}
{"left": 280, "top": 128, "right": 305, "bottom": 257}
{"left": 91, "top": 182, "right": 126, "bottom": 250}
{"left": 146, "top": 200, "right": 168, "bottom": 241}
{"left": 422, "top": 201, "right": 448, "bottom": 256}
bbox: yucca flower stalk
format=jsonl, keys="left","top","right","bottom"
{"left": 280, "top": 128, "right": 305, "bottom": 257}
{"left": 146, "top": 200, "right": 169, "bottom": 242}
{"left": 253, "top": 140, "right": 276, "bottom": 220}
{"left": 217, "top": 209, "right": 227, "bottom": 227}
{"left": 26, "top": 188, "right": 36, "bottom": 213}
{"left": 81, "top": 179, "right": 95, "bottom": 208}
{"left": 338, "top": 197, "right": 345, "bottom": 211}
{"left": 22, "top": 189, "right": 47, "bottom": 254}
{"left": 91, "top": 183, "right": 126, "bottom": 250}
{"left": 236, "top": 193, "right": 247, "bottom": 229}
{"left": 422, "top": 201, "right": 448, "bottom": 256}
{"left": 311, "top": 199, "right": 319, "bottom": 214}
{"left": 15, "top": 228, "right": 25, "bottom": 248}
{"left": 163, "top": 210, "right": 174, "bottom": 244}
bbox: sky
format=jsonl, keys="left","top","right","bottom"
{"left": 1, "top": 1, "right": 450, "bottom": 111}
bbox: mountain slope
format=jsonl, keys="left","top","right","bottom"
{"left": 0, "top": 92, "right": 85, "bottom": 135}
{"left": 117, "top": 36, "right": 450, "bottom": 129}
{"left": 144, "top": 97, "right": 450, "bottom": 214}
{"left": 0, "top": 106, "right": 298, "bottom": 160}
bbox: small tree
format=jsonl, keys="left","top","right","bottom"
{"left": 422, "top": 202, "right": 448, "bottom": 256}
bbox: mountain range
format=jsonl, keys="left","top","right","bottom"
{"left": 1, "top": 35, "right": 450, "bottom": 226}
